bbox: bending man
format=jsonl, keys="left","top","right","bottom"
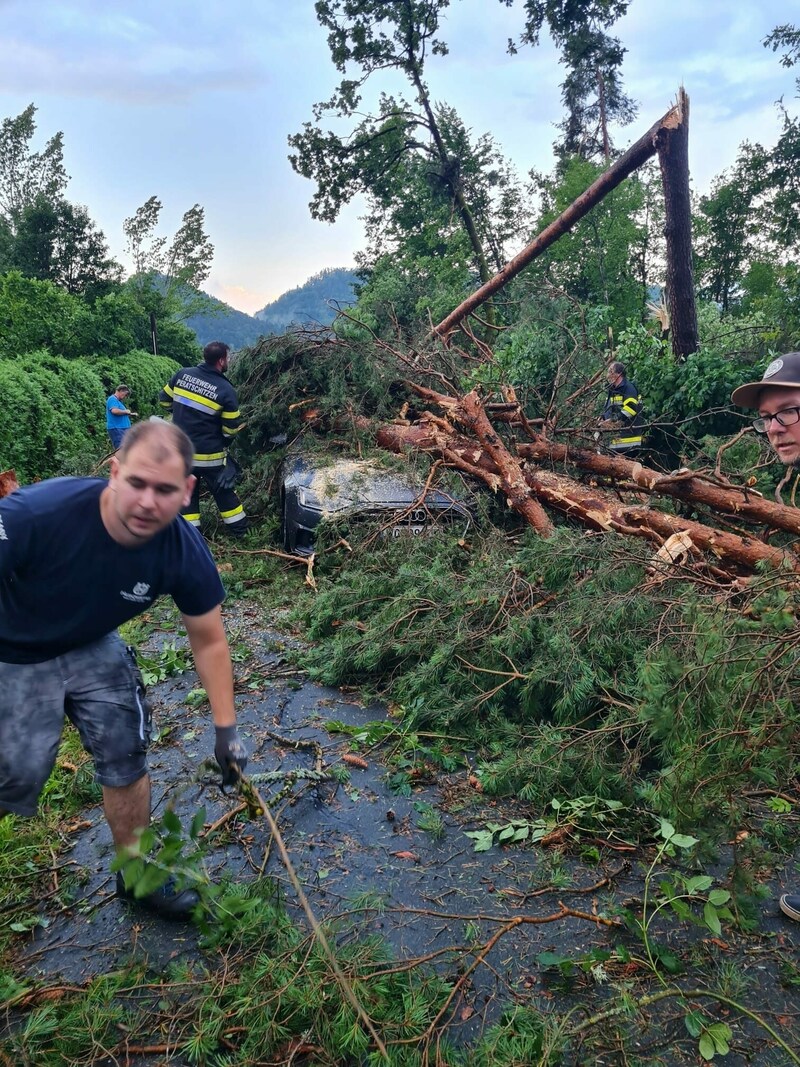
{"left": 0, "top": 421, "right": 248, "bottom": 920}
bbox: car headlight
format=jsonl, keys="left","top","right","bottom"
{"left": 296, "top": 486, "right": 322, "bottom": 510}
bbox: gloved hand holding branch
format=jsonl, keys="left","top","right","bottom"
{"left": 214, "top": 724, "right": 248, "bottom": 786}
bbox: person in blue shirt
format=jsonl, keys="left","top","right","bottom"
{"left": 106, "top": 384, "right": 137, "bottom": 450}
{"left": 0, "top": 420, "right": 248, "bottom": 920}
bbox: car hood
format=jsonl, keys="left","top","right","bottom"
{"left": 283, "top": 455, "right": 468, "bottom": 518}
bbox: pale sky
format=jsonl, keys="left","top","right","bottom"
{"left": 3, "top": 0, "right": 796, "bottom": 314}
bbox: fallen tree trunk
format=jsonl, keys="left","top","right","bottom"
{"left": 374, "top": 417, "right": 799, "bottom": 575}
{"left": 431, "top": 97, "right": 688, "bottom": 342}
{"left": 396, "top": 387, "right": 554, "bottom": 535}
{"left": 516, "top": 439, "right": 800, "bottom": 538}
{"left": 522, "top": 467, "right": 795, "bottom": 574}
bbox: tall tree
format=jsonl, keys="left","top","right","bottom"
{"left": 288, "top": 0, "right": 510, "bottom": 315}
{"left": 0, "top": 104, "right": 68, "bottom": 228}
{"left": 764, "top": 23, "right": 800, "bottom": 94}
{"left": 696, "top": 24, "right": 800, "bottom": 317}
{"left": 123, "top": 196, "right": 214, "bottom": 319}
{"left": 502, "top": 0, "right": 637, "bottom": 163}
{"left": 13, "top": 195, "right": 122, "bottom": 299}
{"left": 693, "top": 147, "right": 763, "bottom": 312}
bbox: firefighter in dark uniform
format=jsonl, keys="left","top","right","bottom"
{"left": 160, "top": 341, "right": 248, "bottom": 536}
{"left": 600, "top": 361, "right": 643, "bottom": 454}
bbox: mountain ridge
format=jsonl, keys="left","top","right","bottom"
{"left": 184, "top": 267, "right": 358, "bottom": 349}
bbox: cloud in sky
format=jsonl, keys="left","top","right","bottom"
{"left": 2, "top": 0, "right": 796, "bottom": 314}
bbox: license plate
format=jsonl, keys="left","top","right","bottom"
{"left": 387, "top": 524, "right": 427, "bottom": 538}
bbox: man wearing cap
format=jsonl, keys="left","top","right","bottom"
{"left": 731, "top": 351, "right": 800, "bottom": 923}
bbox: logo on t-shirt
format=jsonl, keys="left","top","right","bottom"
{"left": 121, "top": 582, "right": 152, "bottom": 603}
{"left": 0, "top": 515, "right": 6, "bottom": 541}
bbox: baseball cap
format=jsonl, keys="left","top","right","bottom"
{"left": 731, "top": 352, "right": 800, "bottom": 409}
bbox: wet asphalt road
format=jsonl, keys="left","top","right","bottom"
{"left": 9, "top": 608, "right": 800, "bottom": 1063}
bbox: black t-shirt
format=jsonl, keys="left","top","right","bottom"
{"left": 0, "top": 478, "right": 226, "bottom": 664}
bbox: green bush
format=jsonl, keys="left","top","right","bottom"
{"left": 87, "top": 350, "right": 182, "bottom": 418}
{"left": 0, "top": 351, "right": 107, "bottom": 479}
{"left": 0, "top": 271, "right": 95, "bottom": 360}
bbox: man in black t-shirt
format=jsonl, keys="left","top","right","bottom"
{"left": 0, "top": 421, "right": 248, "bottom": 920}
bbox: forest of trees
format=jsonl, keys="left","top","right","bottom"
{"left": 2, "top": 8, "right": 798, "bottom": 484}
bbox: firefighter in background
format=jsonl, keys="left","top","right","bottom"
{"left": 599, "top": 361, "right": 643, "bottom": 454}
{"left": 160, "top": 341, "right": 248, "bottom": 537}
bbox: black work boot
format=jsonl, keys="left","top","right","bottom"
{"left": 116, "top": 871, "right": 200, "bottom": 921}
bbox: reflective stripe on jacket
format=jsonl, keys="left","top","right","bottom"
{"left": 602, "top": 377, "right": 643, "bottom": 449}
{"left": 159, "top": 364, "right": 244, "bottom": 465}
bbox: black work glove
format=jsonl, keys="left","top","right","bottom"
{"left": 214, "top": 725, "right": 248, "bottom": 786}
{"left": 215, "top": 455, "right": 241, "bottom": 491}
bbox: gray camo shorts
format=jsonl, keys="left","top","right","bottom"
{"left": 0, "top": 633, "right": 152, "bottom": 816}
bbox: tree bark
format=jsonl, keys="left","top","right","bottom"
{"left": 516, "top": 438, "right": 800, "bottom": 537}
{"left": 431, "top": 97, "right": 687, "bottom": 342}
{"left": 372, "top": 417, "right": 799, "bottom": 575}
{"left": 658, "top": 88, "right": 698, "bottom": 360}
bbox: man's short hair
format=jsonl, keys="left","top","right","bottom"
{"left": 608, "top": 361, "right": 626, "bottom": 377}
{"left": 117, "top": 420, "right": 194, "bottom": 477}
{"left": 116, "top": 384, "right": 130, "bottom": 394}
{"left": 203, "top": 341, "right": 231, "bottom": 366}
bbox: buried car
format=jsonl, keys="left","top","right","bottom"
{"left": 281, "top": 450, "right": 472, "bottom": 556}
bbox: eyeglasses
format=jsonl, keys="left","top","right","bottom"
{"left": 752, "top": 406, "right": 800, "bottom": 434}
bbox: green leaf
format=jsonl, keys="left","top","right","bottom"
{"left": 120, "top": 857, "right": 144, "bottom": 888}
{"left": 707, "top": 889, "right": 731, "bottom": 906}
{"left": 137, "top": 827, "right": 157, "bottom": 854}
{"left": 528, "top": 823, "right": 551, "bottom": 842}
{"left": 162, "top": 809, "right": 181, "bottom": 835}
{"left": 668, "top": 898, "right": 692, "bottom": 922}
{"left": 190, "top": 806, "right": 207, "bottom": 841}
{"left": 652, "top": 944, "right": 682, "bottom": 973}
{"left": 670, "top": 833, "right": 699, "bottom": 850}
{"left": 134, "top": 864, "right": 170, "bottom": 898}
{"left": 659, "top": 818, "right": 675, "bottom": 841}
{"left": 698, "top": 1033, "right": 715, "bottom": 1060}
{"left": 703, "top": 902, "right": 722, "bottom": 936}
{"left": 686, "top": 875, "right": 713, "bottom": 894}
{"left": 154, "top": 841, "right": 183, "bottom": 867}
{"left": 465, "top": 830, "right": 495, "bottom": 852}
{"left": 537, "top": 951, "right": 572, "bottom": 968}
{"left": 708, "top": 1024, "right": 731, "bottom": 1054}
{"left": 684, "top": 1010, "right": 704, "bottom": 1038}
